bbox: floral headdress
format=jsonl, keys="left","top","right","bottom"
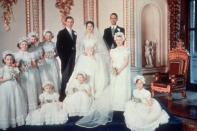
{"left": 133, "top": 75, "right": 145, "bottom": 84}
{"left": 2, "top": 50, "right": 13, "bottom": 59}
{"left": 43, "top": 29, "right": 54, "bottom": 38}
{"left": 27, "top": 32, "right": 39, "bottom": 39}
{"left": 17, "top": 37, "right": 30, "bottom": 45}
{"left": 114, "top": 32, "right": 125, "bottom": 41}
{"left": 42, "top": 81, "right": 54, "bottom": 89}
{"left": 76, "top": 72, "right": 88, "bottom": 81}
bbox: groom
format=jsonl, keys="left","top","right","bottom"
{"left": 56, "top": 16, "right": 77, "bottom": 100}
{"left": 103, "top": 13, "right": 125, "bottom": 49}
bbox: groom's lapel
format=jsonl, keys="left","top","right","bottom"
{"left": 72, "top": 31, "right": 77, "bottom": 42}
{"left": 64, "top": 28, "right": 73, "bottom": 41}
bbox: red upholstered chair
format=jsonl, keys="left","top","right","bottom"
{"left": 151, "top": 47, "right": 189, "bottom": 98}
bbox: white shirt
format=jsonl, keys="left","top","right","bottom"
{"left": 66, "top": 27, "right": 73, "bottom": 38}
{"left": 111, "top": 25, "right": 117, "bottom": 29}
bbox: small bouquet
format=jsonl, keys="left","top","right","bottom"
{"left": 20, "top": 60, "right": 32, "bottom": 72}
{"left": 72, "top": 87, "right": 78, "bottom": 93}
{"left": 132, "top": 97, "right": 142, "bottom": 103}
{"left": 10, "top": 69, "right": 19, "bottom": 79}
{"left": 86, "top": 48, "right": 94, "bottom": 56}
{"left": 112, "top": 67, "right": 118, "bottom": 76}
{"left": 44, "top": 51, "right": 55, "bottom": 59}
{"left": 45, "top": 99, "right": 53, "bottom": 103}
{"left": 37, "top": 58, "right": 46, "bottom": 66}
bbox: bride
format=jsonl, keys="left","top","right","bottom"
{"left": 65, "top": 21, "right": 112, "bottom": 128}
{"left": 66, "top": 21, "right": 110, "bottom": 99}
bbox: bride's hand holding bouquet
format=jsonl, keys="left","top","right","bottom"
{"left": 112, "top": 67, "right": 118, "bottom": 76}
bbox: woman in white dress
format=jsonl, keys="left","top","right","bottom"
{"left": 66, "top": 21, "right": 110, "bottom": 99}
{"left": 42, "top": 30, "right": 61, "bottom": 92}
{"left": 69, "top": 21, "right": 113, "bottom": 128}
{"left": 124, "top": 75, "right": 169, "bottom": 131}
{"left": 15, "top": 37, "right": 41, "bottom": 112}
{"left": 110, "top": 32, "right": 131, "bottom": 111}
{"left": 26, "top": 82, "right": 68, "bottom": 125}
{"left": 63, "top": 73, "right": 93, "bottom": 117}
{"left": 0, "top": 52, "right": 27, "bottom": 130}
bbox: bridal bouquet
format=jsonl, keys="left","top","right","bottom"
{"left": 112, "top": 67, "right": 118, "bottom": 76}
{"left": 37, "top": 58, "right": 46, "bottom": 66}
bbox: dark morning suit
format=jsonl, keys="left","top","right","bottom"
{"left": 103, "top": 26, "right": 125, "bottom": 49}
{"left": 56, "top": 28, "right": 77, "bottom": 99}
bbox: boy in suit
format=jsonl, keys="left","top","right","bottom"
{"left": 56, "top": 16, "right": 77, "bottom": 100}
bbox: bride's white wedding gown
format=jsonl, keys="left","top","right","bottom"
{"left": 66, "top": 34, "right": 110, "bottom": 99}
{"left": 66, "top": 32, "right": 112, "bottom": 128}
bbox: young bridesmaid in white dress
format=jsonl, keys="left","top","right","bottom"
{"left": 63, "top": 73, "right": 93, "bottom": 117}
{"left": 26, "top": 82, "right": 68, "bottom": 125}
{"left": 42, "top": 30, "right": 61, "bottom": 92}
{"left": 124, "top": 75, "right": 169, "bottom": 131}
{"left": 15, "top": 37, "right": 41, "bottom": 112}
{"left": 110, "top": 32, "right": 131, "bottom": 111}
{"left": 0, "top": 52, "right": 27, "bottom": 130}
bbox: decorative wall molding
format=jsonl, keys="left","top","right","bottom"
{"left": 123, "top": 0, "right": 135, "bottom": 67}
{"left": 130, "top": 0, "right": 135, "bottom": 67}
{"left": 41, "top": 0, "right": 45, "bottom": 31}
{"left": 32, "top": 0, "right": 39, "bottom": 35}
{"left": 123, "top": 0, "right": 128, "bottom": 46}
{"left": 25, "top": 0, "right": 45, "bottom": 39}
{"left": 83, "top": 0, "right": 98, "bottom": 26}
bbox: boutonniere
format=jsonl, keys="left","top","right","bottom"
{"left": 73, "top": 31, "right": 77, "bottom": 36}
{"left": 112, "top": 67, "right": 118, "bottom": 76}
{"left": 117, "top": 28, "right": 120, "bottom": 32}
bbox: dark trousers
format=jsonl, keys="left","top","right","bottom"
{"left": 59, "top": 52, "right": 75, "bottom": 101}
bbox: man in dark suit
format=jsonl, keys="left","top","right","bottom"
{"left": 56, "top": 16, "right": 77, "bottom": 100}
{"left": 103, "top": 13, "right": 125, "bottom": 49}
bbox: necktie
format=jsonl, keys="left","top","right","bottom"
{"left": 70, "top": 31, "right": 73, "bottom": 39}
{"left": 111, "top": 27, "right": 115, "bottom": 36}
{"left": 68, "top": 29, "right": 73, "bottom": 39}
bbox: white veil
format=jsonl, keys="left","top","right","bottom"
{"left": 72, "top": 23, "right": 113, "bottom": 128}
{"left": 76, "top": 85, "right": 113, "bottom": 128}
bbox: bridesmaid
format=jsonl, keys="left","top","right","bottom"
{"left": 0, "top": 51, "right": 27, "bottom": 130}
{"left": 124, "top": 75, "right": 169, "bottom": 131}
{"left": 15, "top": 37, "right": 41, "bottom": 112}
{"left": 42, "top": 30, "right": 61, "bottom": 92}
{"left": 110, "top": 32, "right": 131, "bottom": 111}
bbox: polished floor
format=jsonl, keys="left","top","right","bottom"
{"left": 155, "top": 91, "right": 197, "bottom": 131}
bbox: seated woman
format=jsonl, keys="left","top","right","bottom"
{"left": 124, "top": 75, "right": 169, "bottom": 131}
{"left": 63, "top": 73, "right": 93, "bottom": 117}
